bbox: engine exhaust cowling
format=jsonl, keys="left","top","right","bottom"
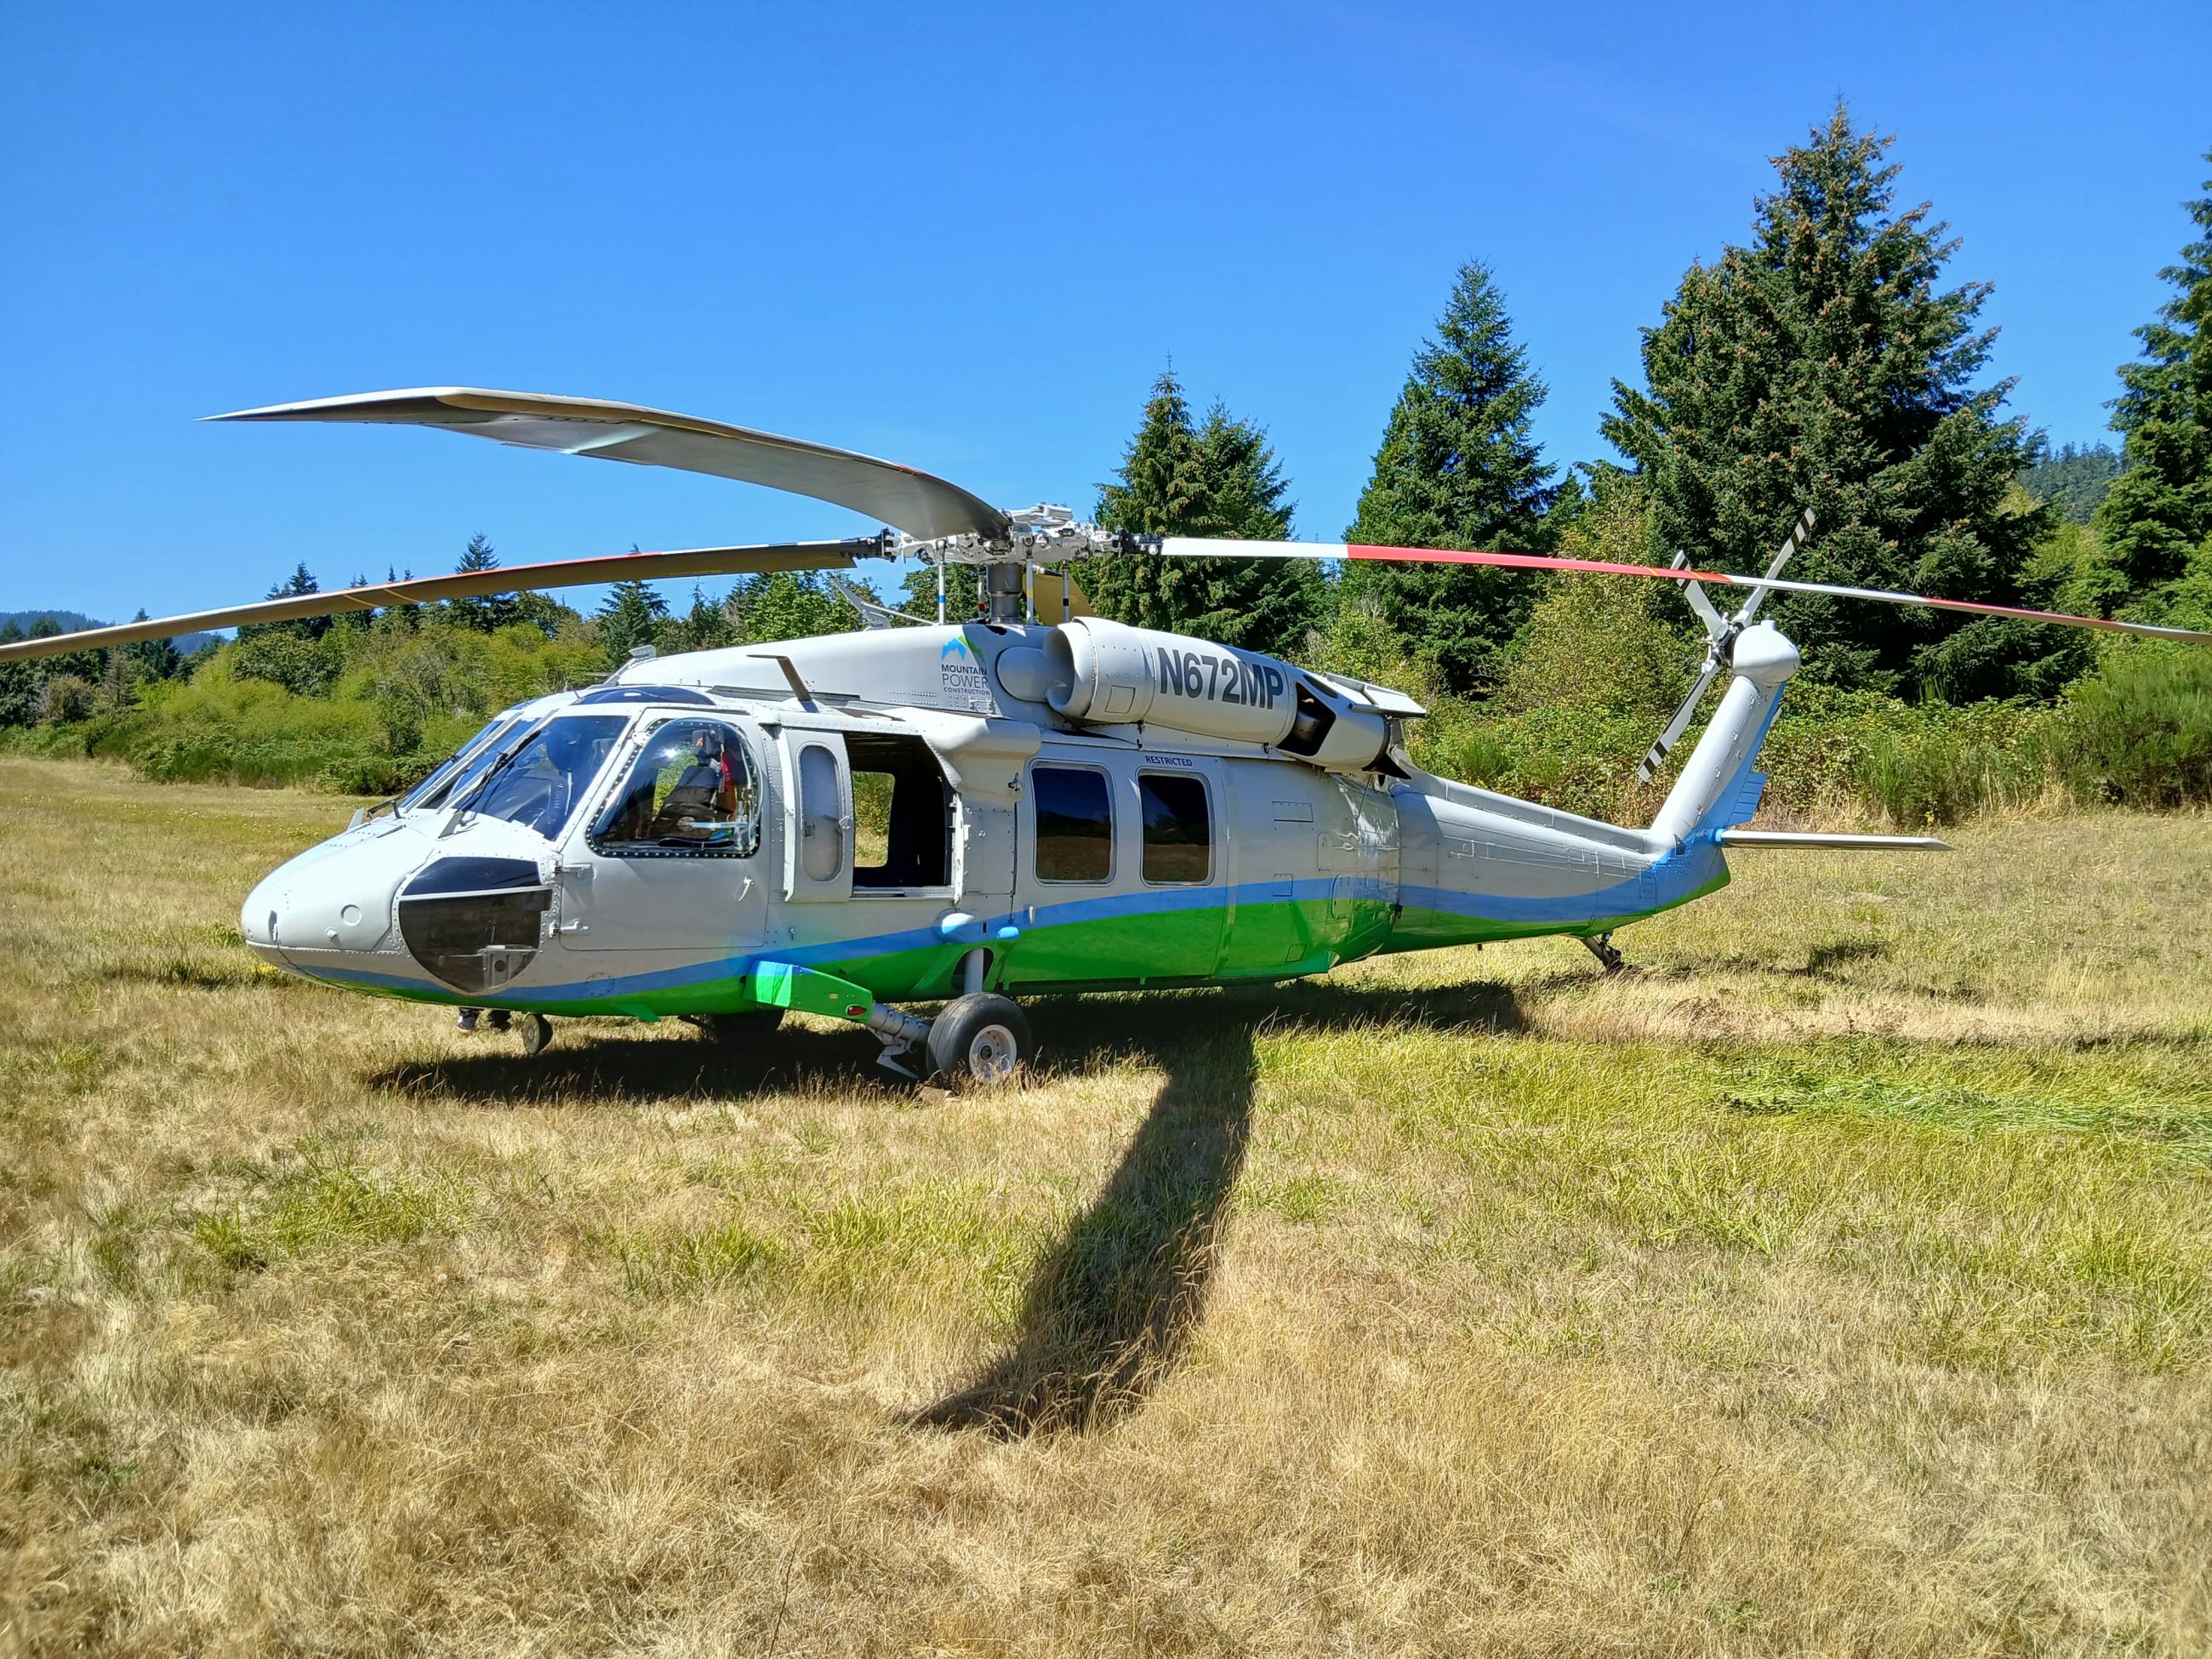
{"left": 1017, "top": 618, "right": 1398, "bottom": 772}
{"left": 1041, "top": 618, "right": 1297, "bottom": 745}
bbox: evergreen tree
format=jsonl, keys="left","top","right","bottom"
{"left": 595, "top": 576, "right": 670, "bottom": 658}
{"left": 1605, "top": 105, "right": 2062, "bottom": 699}
{"left": 661, "top": 584, "right": 739, "bottom": 653}
{"left": 123, "top": 609, "right": 181, "bottom": 682}
{"left": 240, "top": 562, "right": 329, "bottom": 643}
{"left": 448, "top": 533, "right": 517, "bottom": 631}
{"left": 1087, "top": 368, "right": 1321, "bottom": 660}
{"left": 2095, "top": 150, "right": 2212, "bottom": 597}
{"left": 1343, "top": 260, "right": 1559, "bottom": 693}
{"left": 900, "top": 560, "right": 982, "bottom": 622}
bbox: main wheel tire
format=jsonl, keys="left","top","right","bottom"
{"left": 688, "top": 1010, "right": 785, "bottom": 1042}
{"left": 926, "top": 994, "right": 1031, "bottom": 1089}
{"left": 516, "top": 1012, "right": 554, "bottom": 1057}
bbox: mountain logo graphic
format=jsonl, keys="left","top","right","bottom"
{"left": 940, "top": 636, "right": 974, "bottom": 662}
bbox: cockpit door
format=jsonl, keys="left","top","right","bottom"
{"left": 554, "top": 714, "right": 771, "bottom": 955}
{"left": 781, "top": 732, "right": 853, "bottom": 903}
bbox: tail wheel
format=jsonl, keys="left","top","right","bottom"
{"left": 926, "top": 994, "right": 1032, "bottom": 1089}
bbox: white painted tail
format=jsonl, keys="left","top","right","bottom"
{"left": 1648, "top": 624, "right": 1800, "bottom": 847}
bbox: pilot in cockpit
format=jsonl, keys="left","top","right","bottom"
{"left": 646, "top": 726, "right": 739, "bottom": 841}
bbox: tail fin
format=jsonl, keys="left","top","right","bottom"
{"left": 1648, "top": 623, "right": 1799, "bottom": 846}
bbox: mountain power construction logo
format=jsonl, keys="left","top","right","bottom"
{"left": 937, "top": 632, "right": 996, "bottom": 713}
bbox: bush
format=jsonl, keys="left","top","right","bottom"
{"left": 5, "top": 615, "right": 613, "bottom": 791}
{"left": 2055, "top": 647, "right": 2212, "bottom": 807}
{"left": 35, "top": 673, "right": 96, "bottom": 725}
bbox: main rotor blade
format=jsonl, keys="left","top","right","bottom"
{"left": 0, "top": 539, "right": 879, "bottom": 664}
{"left": 1158, "top": 538, "right": 2212, "bottom": 646}
{"left": 210, "top": 388, "right": 1011, "bottom": 542}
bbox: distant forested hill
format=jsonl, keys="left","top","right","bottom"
{"left": 1, "top": 610, "right": 222, "bottom": 657}
{"left": 2022, "top": 443, "right": 2124, "bottom": 524}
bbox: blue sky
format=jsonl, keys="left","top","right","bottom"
{"left": 3, "top": 1, "right": 2207, "bottom": 624}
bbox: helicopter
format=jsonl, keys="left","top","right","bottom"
{"left": 7, "top": 387, "right": 2208, "bottom": 1086}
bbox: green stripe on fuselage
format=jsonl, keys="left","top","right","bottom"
{"left": 294, "top": 880, "right": 1723, "bottom": 1018}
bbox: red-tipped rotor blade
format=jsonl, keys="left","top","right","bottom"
{"left": 1157, "top": 538, "right": 2212, "bottom": 647}
{"left": 0, "top": 539, "right": 880, "bottom": 664}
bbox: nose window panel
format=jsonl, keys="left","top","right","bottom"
{"left": 462, "top": 715, "right": 630, "bottom": 840}
{"left": 398, "top": 715, "right": 517, "bottom": 812}
{"left": 590, "top": 718, "right": 763, "bottom": 858}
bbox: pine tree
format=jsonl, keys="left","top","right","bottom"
{"left": 1343, "top": 262, "right": 1558, "bottom": 694}
{"left": 448, "top": 533, "right": 517, "bottom": 631}
{"left": 2095, "top": 150, "right": 2212, "bottom": 599}
{"left": 123, "top": 609, "right": 181, "bottom": 682}
{"left": 595, "top": 576, "right": 670, "bottom": 659}
{"left": 1087, "top": 368, "right": 1321, "bottom": 660}
{"left": 661, "top": 584, "right": 738, "bottom": 653}
{"left": 1605, "top": 105, "right": 2063, "bottom": 699}
{"left": 242, "top": 562, "right": 329, "bottom": 643}
{"left": 2025, "top": 442, "right": 2124, "bottom": 526}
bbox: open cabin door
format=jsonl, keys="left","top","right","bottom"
{"left": 780, "top": 732, "right": 852, "bottom": 902}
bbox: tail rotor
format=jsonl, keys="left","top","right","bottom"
{"left": 1636, "top": 508, "right": 1816, "bottom": 784}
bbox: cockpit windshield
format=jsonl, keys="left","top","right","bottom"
{"left": 398, "top": 716, "right": 521, "bottom": 814}
{"left": 453, "top": 715, "right": 630, "bottom": 841}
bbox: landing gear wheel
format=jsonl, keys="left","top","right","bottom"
{"left": 687, "top": 1010, "right": 785, "bottom": 1042}
{"left": 516, "top": 1012, "right": 555, "bottom": 1056}
{"left": 926, "top": 994, "right": 1031, "bottom": 1089}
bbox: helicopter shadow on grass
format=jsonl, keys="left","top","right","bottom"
{"left": 363, "top": 1019, "right": 859, "bottom": 1107}
{"left": 364, "top": 977, "right": 1537, "bottom": 1436}
{"left": 913, "top": 976, "right": 1532, "bottom": 1439}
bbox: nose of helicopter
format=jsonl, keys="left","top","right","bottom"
{"left": 240, "top": 822, "right": 430, "bottom": 966}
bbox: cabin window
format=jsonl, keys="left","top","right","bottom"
{"left": 460, "top": 715, "right": 631, "bottom": 841}
{"left": 590, "top": 718, "right": 761, "bottom": 858}
{"left": 1033, "top": 764, "right": 1113, "bottom": 883}
{"left": 847, "top": 733, "right": 953, "bottom": 890}
{"left": 1139, "top": 772, "right": 1211, "bottom": 885}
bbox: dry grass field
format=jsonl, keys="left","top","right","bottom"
{"left": 3, "top": 755, "right": 2209, "bottom": 1656}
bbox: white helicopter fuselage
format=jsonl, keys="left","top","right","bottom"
{"left": 240, "top": 618, "right": 1798, "bottom": 1034}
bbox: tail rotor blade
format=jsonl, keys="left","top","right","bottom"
{"left": 1638, "top": 660, "right": 1722, "bottom": 784}
{"left": 1736, "top": 507, "right": 1816, "bottom": 628}
{"left": 1671, "top": 551, "right": 1729, "bottom": 642}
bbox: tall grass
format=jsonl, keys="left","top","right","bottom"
{"left": 3, "top": 756, "right": 2209, "bottom": 1653}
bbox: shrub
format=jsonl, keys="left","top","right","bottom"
{"left": 2055, "top": 647, "right": 2212, "bottom": 807}
{"left": 36, "top": 674, "right": 96, "bottom": 724}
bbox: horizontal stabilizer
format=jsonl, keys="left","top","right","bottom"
{"left": 1715, "top": 830, "right": 1953, "bottom": 852}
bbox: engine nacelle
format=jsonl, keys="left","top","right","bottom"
{"left": 1042, "top": 618, "right": 1295, "bottom": 744}
{"left": 997, "top": 618, "right": 1398, "bottom": 772}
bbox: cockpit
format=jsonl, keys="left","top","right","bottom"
{"left": 590, "top": 718, "right": 764, "bottom": 855}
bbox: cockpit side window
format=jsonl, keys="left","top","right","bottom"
{"left": 461, "top": 715, "right": 631, "bottom": 841}
{"left": 590, "top": 718, "right": 762, "bottom": 858}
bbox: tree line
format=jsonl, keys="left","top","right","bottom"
{"left": 3, "top": 107, "right": 2206, "bottom": 812}
{"left": 1079, "top": 109, "right": 2211, "bottom": 704}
